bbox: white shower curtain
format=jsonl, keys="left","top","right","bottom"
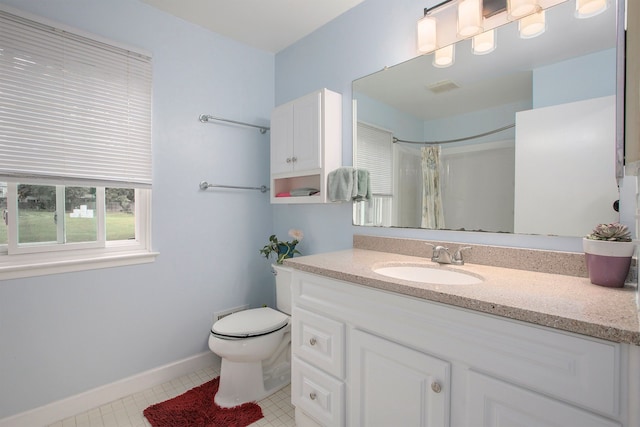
{"left": 421, "top": 146, "right": 445, "bottom": 229}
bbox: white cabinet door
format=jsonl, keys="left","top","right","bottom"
{"left": 291, "top": 90, "right": 322, "bottom": 172}
{"left": 270, "top": 102, "right": 294, "bottom": 174}
{"left": 349, "top": 329, "right": 450, "bottom": 427}
{"left": 466, "top": 371, "right": 621, "bottom": 427}
{"left": 271, "top": 91, "right": 322, "bottom": 175}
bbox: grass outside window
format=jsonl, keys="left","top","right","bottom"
{"left": 0, "top": 211, "right": 135, "bottom": 244}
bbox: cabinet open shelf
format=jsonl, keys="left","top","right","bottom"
{"left": 271, "top": 172, "right": 324, "bottom": 204}
{"left": 269, "top": 88, "right": 342, "bottom": 204}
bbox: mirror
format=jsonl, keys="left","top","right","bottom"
{"left": 353, "top": 0, "right": 622, "bottom": 237}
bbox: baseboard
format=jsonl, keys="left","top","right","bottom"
{"left": 0, "top": 351, "right": 221, "bottom": 427}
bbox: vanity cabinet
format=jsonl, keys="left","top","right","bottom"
{"left": 291, "top": 270, "right": 634, "bottom": 427}
{"left": 270, "top": 88, "right": 342, "bottom": 204}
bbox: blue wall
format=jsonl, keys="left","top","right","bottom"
{"left": 0, "top": 0, "right": 275, "bottom": 419}
{"left": 534, "top": 48, "right": 617, "bottom": 108}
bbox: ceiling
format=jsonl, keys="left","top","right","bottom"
{"left": 139, "top": 0, "right": 365, "bottom": 53}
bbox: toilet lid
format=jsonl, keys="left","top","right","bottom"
{"left": 211, "top": 307, "right": 289, "bottom": 338}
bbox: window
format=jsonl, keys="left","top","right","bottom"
{"left": 0, "top": 7, "right": 155, "bottom": 278}
{"left": 354, "top": 122, "right": 394, "bottom": 226}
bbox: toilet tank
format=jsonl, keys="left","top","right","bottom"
{"left": 272, "top": 264, "right": 293, "bottom": 315}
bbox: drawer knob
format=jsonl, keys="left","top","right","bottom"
{"left": 286, "top": 157, "right": 292, "bottom": 163}
{"left": 431, "top": 382, "right": 442, "bottom": 393}
{"left": 309, "top": 337, "right": 317, "bottom": 346}
{"left": 310, "top": 392, "right": 317, "bottom": 400}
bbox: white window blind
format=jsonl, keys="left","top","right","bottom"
{"left": 355, "top": 122, "right": 393, "bottom": 195}
{"left": 0, "top": 9, "right": 152, "bottom": 188}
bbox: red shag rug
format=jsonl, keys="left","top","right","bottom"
{"left": 143, "top": 377, "right": 263, "bottom": 427}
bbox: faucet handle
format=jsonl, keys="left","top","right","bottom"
{"left": 432, "top": 246, "right": 451, "bottom": 263}
{"left": 424, "top": 242, "right": 436, "bottom": 258}
{"left": 452, "top": 246, "right": 472, "bottom": 265}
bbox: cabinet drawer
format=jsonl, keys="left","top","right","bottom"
{"left": 292, "top": 356, "right": 345, "bottom": 427}
{"left": 292, "top": 307, "right": 345, "bottom": 378}
{"left": 466, "top": 371, "right": 621, "bottom": 427}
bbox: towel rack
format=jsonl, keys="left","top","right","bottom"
{"left": 199, "top": 181, "right": 269, "bottom": 193}
{"left": 198, "top": 114, "right": 270, "bottom": 134}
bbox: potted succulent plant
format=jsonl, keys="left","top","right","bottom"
{"left": 583, "top": 223, "right": 635, "bottom": 287}
{"left": 259, "top": 229, "right": 303, "bottom": 264}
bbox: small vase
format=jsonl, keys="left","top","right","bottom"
{"left": 277, "top": 243, "right": 296, "bottom": 262}
{"left": 583, "top": 238, "right": 635, "bottom": 288}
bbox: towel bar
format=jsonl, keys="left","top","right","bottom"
{"left": 199, "top": 181, "right": 269, "bottom": 193}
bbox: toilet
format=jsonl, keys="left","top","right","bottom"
{"left": 208, "top": 264, "right": 293, "bottom": 408}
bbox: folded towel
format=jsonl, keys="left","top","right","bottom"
{"left": 276, "top": 192, "right": 291, "bottom": 197}
{"left": 290, "top": 187, "right": 319, "bottom": 197}
{"left": 327, "top": 167, "right": 371, "bottom": 202}
{"left": 354, "top": 169, "right": 371, "bottom": 201}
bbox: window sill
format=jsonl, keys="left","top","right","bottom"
{"left": 0, "top": 248, "right": 159, "bottom": 280}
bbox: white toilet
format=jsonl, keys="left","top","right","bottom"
{"left": 208, "top": 264, "right": 293, "bottom": 408}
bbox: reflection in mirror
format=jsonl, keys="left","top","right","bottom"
{"left": 353, "top": 0, "right": 622, "bottom": 237}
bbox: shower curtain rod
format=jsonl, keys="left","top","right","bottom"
{"left": 198, "top": 114, "right": 270, "bottom": 134}
{"left": 393, "top": 123, "right": 514, "bottom": 145}
{"left": 199, "top": 181, "right": 269, "bottom": 193}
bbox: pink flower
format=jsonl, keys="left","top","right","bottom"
{"left": 288, "top": 229, "right": 304, "bottom": 242}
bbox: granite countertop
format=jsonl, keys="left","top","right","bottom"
{"left": 284, "top": 248, "right": 640, "bottom": 345}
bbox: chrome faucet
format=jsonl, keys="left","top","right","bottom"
{"left": 426, "top": 243, "right": 472, "bottom": 265}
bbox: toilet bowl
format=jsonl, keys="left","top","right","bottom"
{"left": 208, "top": 264, "right": 293, "bottom": 408}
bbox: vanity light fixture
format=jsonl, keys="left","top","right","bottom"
{"left": 507, "top": 0, "right": 541, "bottom": 19}
{"left": 418, "top": 0, "right": 605, "bottom": 59}
{"left": 472, "top": 29, "right": 496, "bottom": 54}
{"left": 519, "top": 9, "right": 546, "bottom": 38}
{"left": 434, "top": 44, "right": 456, "bottom": 67}
{"left": 575, "top": 0, "right": 608, "bottom": 18}
{"left": 457, "top": 0, "right": 484, "bottom": 37}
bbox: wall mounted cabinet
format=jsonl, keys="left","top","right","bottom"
{"left": 291, "top": 270, "right": 636, "bottom": 427}
{"left": 270, "top": 89, "right": 342, "bottom": 204}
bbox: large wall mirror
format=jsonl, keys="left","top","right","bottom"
{"left": 352, "top": 0, "right": 624, "bottom": 237}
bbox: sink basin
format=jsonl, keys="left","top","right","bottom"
{"left": 373, "top": 265, "right": 482, "bottom": 285}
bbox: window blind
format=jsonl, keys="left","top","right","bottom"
{"left": 355, "top": 122, "right": 393, "bottom": 195}
{"left": 0, "top": 9, "right": 152, "bottom": 188}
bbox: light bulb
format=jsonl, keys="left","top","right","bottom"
{"left": 433, "top": 44, "right": 455, "bottom": 68}
{"left": 508, "top": 0, "right": 541, "bottom": 19}
{"left": 576, "top": 0, "right": 608, "bottom": 18}
{"left": 473, "top": 29, "right": 496, "bottom": 55}
{"left": 519, "top": 10, "right": 546, "bottom": 38}
{"left": 457, "top": 0, "right": 483, "bottom": 38}
{"left": 417, "top": 15, "right": 438, "bottom": 53}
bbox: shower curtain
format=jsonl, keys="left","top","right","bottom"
{"left": 421, "top": 145, "right": 445, "bottom": 229}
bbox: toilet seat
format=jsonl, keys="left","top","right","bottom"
{"left": 211, "top": 307, "right": 289, "bottom": 339}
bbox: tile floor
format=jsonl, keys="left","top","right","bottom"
{"left": 47, "top": 365, "right": 296, "bottom": 427}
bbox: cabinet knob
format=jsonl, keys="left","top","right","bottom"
{"left": 309, "top": 392, "right": 317, "bottom": 400}
{"left": 286, "top": 157, "right": 292, "bottom": 163}
{"left": 292, "top": 156, "right": 297, "bottom": 162}
{"left": 431, "top": 382, "right": 442, "bottom": 393}
{"left": 309, "top": 337, "right": 317, "bottom": 346}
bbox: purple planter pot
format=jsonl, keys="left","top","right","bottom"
{"left": 583, "top": 238, "right": 635, "bottom": 288}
